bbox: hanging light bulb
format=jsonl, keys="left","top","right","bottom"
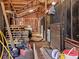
{"left": 52, "top": 1, "right": 56, "bottom": 5}
{"left": 61, "top": 0, "right": 65, "bottom": 3}
{"left": 29, "top": 9, "right": 34, "bottom": 12}
{"left": 20, "top": 22, "right": 22, "bottom": 25}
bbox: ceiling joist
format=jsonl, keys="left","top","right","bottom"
{"left": 17, "top": 5, "right": 42, "bottom": 17}
{"left": 4, "top": 1, "right": 29, "bottom": 5}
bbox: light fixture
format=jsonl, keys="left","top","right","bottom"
{"left": 52, "top": 1, "right": 56, "bottom": 5}
{"left": 20, "top": 22, "right": 23, "bottom": 25}
{"left": 61, "top": 0, "right": 64, "bottom": 3}
{"left": 45, "top": 10, "right": 49, "bottom": 13}
{"left": 29, "top": 9, "right": 34, "bottom": 12}
{"left": 6, "top": 10, "right": 13, "bottom": 14}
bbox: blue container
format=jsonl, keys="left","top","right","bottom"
{"left": 11, "top": 48, "right": 19, "bottom": 57}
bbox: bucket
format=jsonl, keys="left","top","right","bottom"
{"left": 60, "top": 53, "right": 65, "bottom": 59}
{"left": 12, "top": 48, "right": 19, "bottom": 57}
{"left": 20, "top": 49, "right": 26, "bottom": 56}
{"left": 63, "top": 47, "right": 78, "bottom": 59}
{"left": 52, "top": 49, "right": 60, "bottom": 59}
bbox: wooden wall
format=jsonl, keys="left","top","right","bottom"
{"left": 50, "top": 0, "right": 77, "bottom": 50}
{"left": 15, "top": 13, "right": 40, "bottom": 32}
{"left": 64, "top": 0, "right": 79, "bottom": 50}
{"left": 24, "top": 16, "right": 39, "bottom": 32}
{"left": 54, "top": 0, "right": 79, "bottom": 50}
{"left": 50, "top": 2, "right": 62, "bottom": 50}
{"left": 50, "top": 23, "right": 60, "bottom": 50}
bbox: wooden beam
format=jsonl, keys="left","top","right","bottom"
{"left": 33, "top": 43, "right": 38, "bottom": 59}
{"left": 9, "top": 0, "right": 29, "bottom": 2}
{"left": 17, "top": 5, "right": 42, "bottom": 17}
{"left": 16, "top": 0, "right": 38, "bottom": 13}
{"left": 5, "top": 10, "right": 13, "bottom": 14}
{"left": 0, "top": 1, "right": 4, "bottom": 31}
{"left": 4, "top": 4, "right": 25, "bottom": 6}
{"left": 5, "top": 6, "right": 23, "bottom": 9}
{"left": 44, "top": 0, "right": 48, "bottom": 41}
{"left": 5, "top": 8, "right": 21, "bottom": 11}
{"left": 4, "top": 1, "right": 28, "bottom": 5}
{"left": 4, "top": 0, "right": 34, "bottom": 5}
{"left": 45, "top": 0, "right": 47, "bottom": 13}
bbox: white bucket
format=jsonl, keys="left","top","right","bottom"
{"left": 64, "top": 47, "right": 78, "bottom": 59}
{"left": 64, "top": 54, "right": 78, "bottom": 59}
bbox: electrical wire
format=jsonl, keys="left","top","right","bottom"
{"left": 0, "top": 31, "right": 14, "bottom": 59}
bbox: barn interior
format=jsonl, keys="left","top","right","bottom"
{"left": 0, "top": 0, "right": 79, "bottom": 59}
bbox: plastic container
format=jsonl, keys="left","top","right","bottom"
{"left": 60, "top": 53, "right": 65, "bottom": 59}
{"left": 52, "top": 49, "right": 60, "bottom": 59}
{"left": 20, "top": 49, "right": 26, "bottom": 56}
{"left": 63, "top": 47, "right": 78, "bottom": 59}
{"left": 12, "top": 48, "right": 19, "bottom": 57}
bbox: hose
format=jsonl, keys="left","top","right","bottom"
{"left": 0, "top": 31, "right": 14, "bottom": 59}
{"left": 1, "top": 31, "right": 11, "bottom": 59}
{"left": 0, "top": 34, "right": 4, "bottom": 59}
{"left": 0, "top": 31, "right": 7, "bottom": 59}
{"left": 0, "top": 40, "right": 13, "bottom": 59}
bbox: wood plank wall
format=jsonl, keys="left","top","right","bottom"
{"left": 50, "top": 3, "right": 62, "bottom": 51}
{"left": 50, "top": 0, "right": 72, "bottom": 50}
{"left": 15, "top": 13, "right": 39, "bottom": 32}
{"left": 64, "top": 0, "right": 79, "bottom": 50}
{"left": 50, "top": 23, "right": 60, "bottom": 50}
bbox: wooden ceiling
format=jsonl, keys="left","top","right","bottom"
{"left": 3, "top": 0, "right": 60, "bottom": 32}
{"left": 4, "top": 0, "right": 34, "bottom": 11}
{"left": 3, "top": 0, "right": 60, "bottom": 17}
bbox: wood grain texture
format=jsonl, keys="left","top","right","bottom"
{"left": 50, "top": 23, "right": 61, "bottom": 50}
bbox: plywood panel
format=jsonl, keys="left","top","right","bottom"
{"left": 50, "top": 23, "right": 61, "bottom": 50}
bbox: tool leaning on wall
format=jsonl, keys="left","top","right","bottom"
{"left": 0, "top": 31, "right": 14, "bottom": 59}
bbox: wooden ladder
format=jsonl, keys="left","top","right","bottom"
{"left": 0, "top": 1, "right": 14, "bottom": 48}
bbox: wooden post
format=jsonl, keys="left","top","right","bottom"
{"left": 44, "top": 0, "right": 47, "bottom": 41}
{"left": 0, "top": 1, "right": 4, "bottom": 32}
{"left": 1, "top": 2, "right": 14, "bottom": 48}
{"left": 8, "top": 0, "right": 16, "bottom": 25}
{"left": 33, "top": 43, "right": 38, "bottom": 59}
{"left": 71, "top": 0, "right": 73, "bottom": 39}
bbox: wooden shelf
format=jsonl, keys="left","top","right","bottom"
{"left": 5, "top": 26, "right": 29, "bottom": 41}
